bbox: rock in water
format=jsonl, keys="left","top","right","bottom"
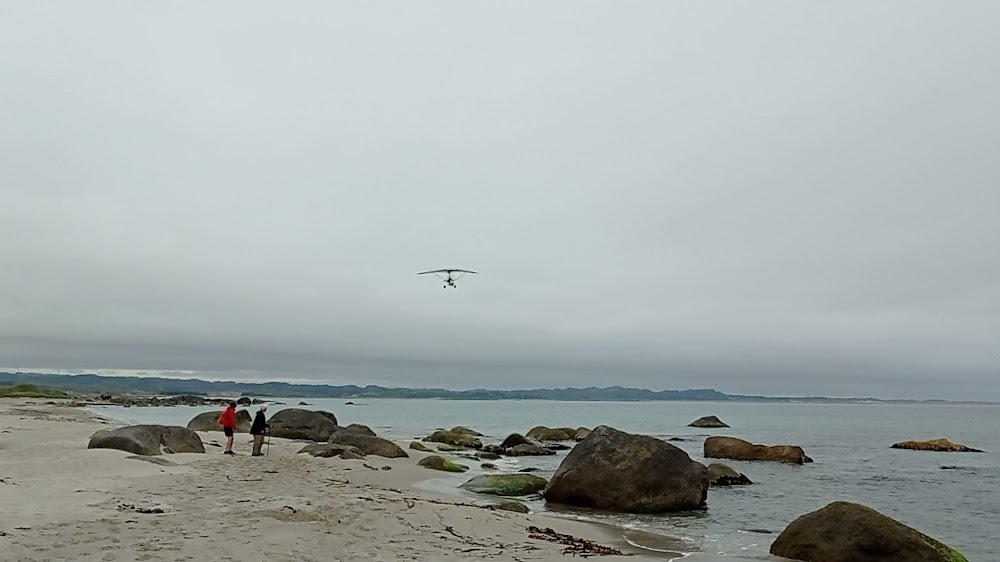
{"left": 526, "top": 426, "right": 573, "bottom": 441}
{"left": 574, "top": 427, "right": 591, "bottom": 441}
{"left": 423, "top": 430, "right": 482, "bottom": 449}
{"left": 707, "top": 463, "right": 752, "bottom": 486}
{"left": 186, "top": 410, "right": 252, "bottom": 433}
{"left": 689, "top": 415, "right": 730, "bottom": 428}
{"left": 770, "top": 501, "right": 969, "bottom": 562}
{"left": 268, "top": 409, "right": 339, "bottom": 442}
{"left": 704, "top": 436, "right": 812, "bottom": 464}
{"left": 236, "top": 397, "right": 251, "bottom": 405}
{"left": 298, "top": 443, "right": 365, "bottom": 459}
{"left": 507, "top": 443, "right": 556, "bottom": 456}
{"left": 449, "top": 426, "right": 483, "bottom": 436}
{"left": 409, "top": 441, "right": 432, "bottom": 452}
{"left": 543, "top": 425, "right": 708, "bottom": 513}
{"left": 891, "top": 438, "right": 984, "bottom": 453}
{"left": 343, "top": 423, "right": 377, "bottom": 437}
{"left": 500, "top": 433, "right": 530, "bottom": 449}
{"left": 89, "top": 425, "right": 205, "bottom": 456}
{"left": 417, "top": 455, "right": 469, "bottom": 472}
{"left": 328, "top": 430, "right": 408, "bottom": 458}
{"left": 493, "top": 500, "right": 530, "bottom": 513}
{"left": 460, "top": 474, "right": 548, "bottom": 496}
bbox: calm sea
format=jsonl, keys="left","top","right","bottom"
{"left": 89, "top": 399, "right": 999, "bottom": 561}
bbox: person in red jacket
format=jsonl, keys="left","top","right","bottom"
{"left": 219, "top": 401, "right": 238, "bottom": 455}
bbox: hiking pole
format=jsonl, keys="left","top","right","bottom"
{"left": 265, "top": 425, "right": 271, "bottom": 456}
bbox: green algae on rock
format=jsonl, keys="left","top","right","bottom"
{"left": 460, "top": 474, "right": 548, "bottom": 496}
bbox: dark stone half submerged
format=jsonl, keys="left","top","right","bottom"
{"left": 543, "top": 425, "right": 708, "bottom": 513}
{"left": 689, "top": 415, "right": 730, "bottom": 428}
{"left": 705, "top": 436, "right": 812, "bottom": 464}
{"left": 771, "top": 501, "right": 969, "bottom": 562}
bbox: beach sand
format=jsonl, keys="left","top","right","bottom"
{"left": 0, "top": 399, "right": 700, "bottom": 562}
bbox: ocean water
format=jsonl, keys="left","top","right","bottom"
{"left": 89, "top": 399, "right": 1000, "bottom": 561}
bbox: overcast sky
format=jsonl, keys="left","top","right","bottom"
{"left": 2, "top": 2, "right": 998, "bottom": 400}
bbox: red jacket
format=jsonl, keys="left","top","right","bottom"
{"left": 219, "top": 407, "right": 237, "bottom": 429}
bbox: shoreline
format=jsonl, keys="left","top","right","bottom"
{"left": 0, "top": 398, "right": 704, "bottom": 561}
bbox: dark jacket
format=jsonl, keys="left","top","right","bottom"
{"left": 250, "top": 411, "right": 268, "bottom": 435}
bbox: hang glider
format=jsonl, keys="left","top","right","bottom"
{"left": 417, "top": 268, "right": 478, "bottom": 288}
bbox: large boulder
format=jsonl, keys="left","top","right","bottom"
{"left": 707, "top": 463, "right": 752, "bottom": 486}
{"left": 89, "top": 425, "right": 205, "bottom": 456}
{"left": 268, "top": 409, "right": 339, "bottom": 442}
{"left": 328, "top": 430, "right": 408, "bottom": 458}
{"left": 460, "top": 474, "right": 548, "bottom": 496}
{"left": 526, "top": 426, "right": 573, "bottom": 441}
{"left": 704, "top": 436, "right": 812, "bottom": 464}
{"left": 544, "top": 425, "right": 708, "bottom": 513}
{"left": 186, "top": 410, "right": 252, "bottom": 433}
{"left": 770, "top": 501, "right": 969, "bottom": 562}
{"left": 343, "top": 423, "right": 377, "bottom": 437}
{"left": 423, "top": 430, "right": 482, "bottom": 449}
{"left": 689, "top": 415, "right": 729, "bottom": 428}
{"left": 298, "top": 443, "right": 366, "bottom": 459}
{"left": 891, "top": 438, "right": 984, "bottom": 453}
{"left": 574, "top": 427, "right": 591, "bottom": 441}
{"left": 418, "top": 455, "right": 469, "bottom": 473}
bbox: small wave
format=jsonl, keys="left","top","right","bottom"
{"left": 623, "top": 535, "right": 689, "bottom": 558}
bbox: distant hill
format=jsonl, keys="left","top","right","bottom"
{"left": 0, "top": 372, "right": 990, "bottom": 404}
{"left": 0, "top": 372, "right": 727, "bottom": 401}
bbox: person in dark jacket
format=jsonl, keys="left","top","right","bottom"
{"left": 219, "top": 401, "right": 238, "bottom": 455}
{"left": 250, "top": 405, "right": 269, "bottom": 456}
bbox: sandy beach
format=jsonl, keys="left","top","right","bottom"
{"left": 0, "top": 398, "right": 689, "bottom": 562}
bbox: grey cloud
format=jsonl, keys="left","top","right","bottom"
{"left": 2, "top": 2, "right": 999, "bottom": 400}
